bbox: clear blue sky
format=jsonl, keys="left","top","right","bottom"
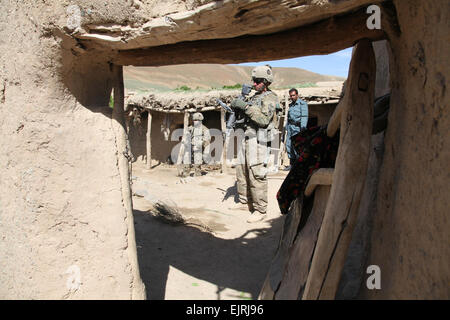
{"left": 236, "top": 47, "right": 353, "bottom": 78}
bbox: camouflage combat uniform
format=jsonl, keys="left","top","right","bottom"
{"left": 235, "top": 90, "right": 279, "bottom": 214}
{"left": 181, "top": 117, "right": 211, "bottom": 177}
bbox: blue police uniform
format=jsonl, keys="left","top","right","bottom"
{"left": 286, "top": 98, "right": 308, "bottom": 162}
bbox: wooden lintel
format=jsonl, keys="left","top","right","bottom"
{"left": 115, "top": 8, "right": 385, "bottom": 66}
{"left": 220, "top": 109, "right": 227, "bottom": 174}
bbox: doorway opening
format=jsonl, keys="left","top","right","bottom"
{"left": 121, "top": 52, "right": 350, "bottom": 299}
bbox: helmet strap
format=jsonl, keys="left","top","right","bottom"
{"left": 260, "top": 82, "right": 268, "bottom": 92}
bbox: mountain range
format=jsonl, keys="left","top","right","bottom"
{"left": 124, "top": 64, "right": 345, "bottom": 92}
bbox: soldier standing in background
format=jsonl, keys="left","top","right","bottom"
{"left": 231, "top": 65, "right": 280, "bottom": 223}
{"left": 181, "top": 112, "right": 211, "bottom": 177}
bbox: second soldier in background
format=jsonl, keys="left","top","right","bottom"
{"left": 181, "top": 112, "right": 211, "bottom": 177}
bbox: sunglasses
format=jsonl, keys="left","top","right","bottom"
{"left": 252, "top": 78, "right": 265, "bottom": 84}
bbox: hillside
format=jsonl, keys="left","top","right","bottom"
{"left": 124, "top": 64, "right": 345, "bottom": 92}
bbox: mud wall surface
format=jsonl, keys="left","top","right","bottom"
{"left": 308, "top": 104, "right": 337, "bottom": 126}
{"left": 0, "top": 2, "right": 145, "bottom": 299}
{"left": 359, "top": 0, "right": 449, "bottom": 299}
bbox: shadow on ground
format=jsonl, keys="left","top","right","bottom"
{"left": 133, "top": 209, "right": 284, "bottom": 300}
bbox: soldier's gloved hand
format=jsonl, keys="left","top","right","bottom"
{"left": 231, "top": 98, "right": 247, "bottom": 111}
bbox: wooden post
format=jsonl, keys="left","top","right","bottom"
{"left": 259, "top": 196, "right": 303, "bottom": 299}
{"left": 146, "top": 111, "right": 152, "bottom": 170}
{"left": 302, "top": 39, "right": 375, "bottom": 300}
{"left": 176, "top": 111, "right": 190, "bottom": 176}
{"left": 326, "top": 100, "right": 344, "bottom": 138}
{"left": 280, "top": 93, "right": 290, "bottom": 166}
{"left": 274, "top": 169, "right": 334, "bottom": 299}
{"left": 220, "top": 109, "right": 227, "bottom": 173}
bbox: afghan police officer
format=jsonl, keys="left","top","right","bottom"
{"left": 231, "top": 65, "right": 280, "bottom": 223}
{"left": 181, "top": 112, "right": 211, "bottom": 177}
{"left": 285, "top": 88, "right": 308, "bottom": 169}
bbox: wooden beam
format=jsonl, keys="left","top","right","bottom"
{"left": 302, "top": 39, "right": 375, "bottom": 300}
{"left": 275, "top": 185, "right": 331, "bottom": 300}
{"left": 304, "top": 168, "right": 334, "bottom": 197}
{"left": 259, "top": 197, "right": 303, "bottom": 299}
{"left": 115, "top": 8, "right": 384, "bottom": 66}
{"left": 220, "top": 109, "right": 227, "bottom": 174}
{"left": 146, "top": 111, "right": 152, "bottom": 170}
{"left": 139, "top": 106, "right": 221, "bottom": 113}
{"left": 327, "top": 98, "right": 345, "bottom": 137}
{"left": 280, "top": 93, "right": 290, "bottom": 167}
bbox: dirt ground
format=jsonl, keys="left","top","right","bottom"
{"left": 130, "top": 161, "right": 288, "bottom": 300}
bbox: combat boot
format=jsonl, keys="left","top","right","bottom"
{"left": 193, "top": 164, "right": 202, "bottom": 176}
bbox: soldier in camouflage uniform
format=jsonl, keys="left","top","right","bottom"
{"left": 231, "top": 65, "right": 280, "bottom": 223}
{"left": 181, "top": 112, "right": 211, "bottom": 177}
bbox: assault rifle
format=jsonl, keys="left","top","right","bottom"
{"left": 216, "top": 84, "right": 252, "bottom": 136}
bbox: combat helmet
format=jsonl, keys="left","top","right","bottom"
{"left": 251, "top": 64, "right": 274, "bottom": 84}
{"left": 192, "top": 112, "right": 204, "bottom": 121}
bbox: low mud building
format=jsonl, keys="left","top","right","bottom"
{"left": 125, "top": 89, "right": 340, "bottom": 169}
